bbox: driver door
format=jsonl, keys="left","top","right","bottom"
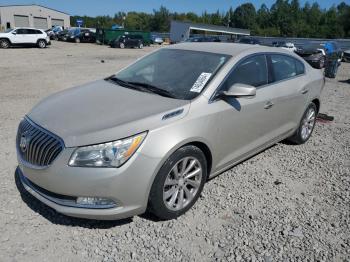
{"left": 212, "top": 54, "right": 279, "bottom": 170}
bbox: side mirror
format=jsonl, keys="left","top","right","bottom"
{"left": 12, "top": 32, "right": 16, "bottom": 35}
{"left": 222, "top": 83, "right": 256, "bottom": 98}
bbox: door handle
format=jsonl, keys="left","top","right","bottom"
{"left": 264, "top": 101, "right": 274, "bottom": 109}
{"left": 301, "top": 89, "right": 309, "bottom": 94}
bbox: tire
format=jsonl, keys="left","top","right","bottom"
{"left": 287, "top": 103, "right": 317, "bottom": 144}
{"left": 148, "top": 145, "right": 207, "bottom": 220}
{"left": 0, "top": 39, "right": 10, "bottom": 49}
{"left": 318, "top": 56, "right": 325, "bottom": 69}
{"left": 37, "top": 40, "right": 46, "bottom": 48}
{"left": 75, "top": 38, "right": 81, "bottom": 43}
{"left": 119, "top": 43, "right": 125, "bottom": 49}
{"left": 138, "top": 43, "right": 143, "bottom": 49}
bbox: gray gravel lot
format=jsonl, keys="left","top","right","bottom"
{"left": 0, "top": 41, "right": 349, "bottom": 262}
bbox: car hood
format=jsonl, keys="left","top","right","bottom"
{"left": 28, "top": 80, "right": 190, "bottom": 147}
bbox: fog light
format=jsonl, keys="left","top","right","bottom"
{"left": 76, "top": 197, "right": 116, "bottom": 208}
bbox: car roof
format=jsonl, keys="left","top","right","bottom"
{"left": 166, "top": 42, "right": 296, "bottom": 58}
{"left": 14, "top": 27, "right": 43, "bottom": 30}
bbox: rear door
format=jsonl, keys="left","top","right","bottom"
{"left": 26, "top": 29, "right": 40, "bottom": 43}
{"left": 264, "top": 54, "right": 308, "bottom": 138}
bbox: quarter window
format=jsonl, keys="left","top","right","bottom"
{"left": 270, "top": 54, "right": 304, "bottom": 82}
{"left": 222, "top": 55, "right": 268, "bottom": 90}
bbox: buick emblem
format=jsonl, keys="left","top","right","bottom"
{"left": 19, "top": 133, "right": 30, "bottom": 153}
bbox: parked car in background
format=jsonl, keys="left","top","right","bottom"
{"left": 185, "top": 36, "right": 221, "bottom": 42}
{"left": 110, "top": 34, "right": 144, "bottom": 49}
{"left": 151, "top": 36, "right": 164, "bottom": 45}
{"left": 16, "top": 43, "right": 324, "bottom": 221}
{"left": 272, "top": 41, "right": 297, "bottom": 52}
{"left": 237, "top": 37, "right": 261, "bottom": 45}
{"left": 46, "top": 26, "right": 63, "bottom": 40}
{"left": 295, "top": 43, "right": 326, "bottom": 69}
{"left": 0, "top": 27, "right": 50, "bottom": 48}
{"left": 343, "top": 49, "right": 350, "bottom": 62}
{"left": 56, "top": 29, "right": 69, "bottom": 41}
{"left": 67, "top": 28, "right": 96, "bottom": 43}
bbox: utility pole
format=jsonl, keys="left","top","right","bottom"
{"left": 227, "top": 11, "right": 231, "bottom": 28}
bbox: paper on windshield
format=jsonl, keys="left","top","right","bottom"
{"left": 190, "top": 72, "right": 212, "bottom": 93}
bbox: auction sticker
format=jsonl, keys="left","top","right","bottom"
{"left": 190, "top": 72, "right": 212, "bottom": 93}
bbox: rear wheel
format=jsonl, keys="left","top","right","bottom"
{"left": 0, "top": 39, "right": 10, "bottom": 48}
{"left": 75, "top": 38, "right": 81, "bottom": 43}
{"left": 138, "top": 43, "right": 144, "bottom": 49}
{"left": 148, "top": 145, "right": 207, "bottom": 220}
{"left": 120, "top": 43, "right": 125, "bottom": 49}
{"left": 288, "top": 103, "right": 317, "bottom": 144}
{"left": 37, "top": 40, "right": 46, "bottom": 48}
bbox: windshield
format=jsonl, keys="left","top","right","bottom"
{"left": 5, "top": 28, "right": 13, "bottom": 33}
{"left": 113, "top": 49, "right": 230, "bottom": 100}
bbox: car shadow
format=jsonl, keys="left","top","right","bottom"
{"left": 14, "top": 167, "right": 132, "bottom": 228}
{"left": 222, "top": 97, "right": 242, "bottom": 111}
{"left": 338, "top": 79, "right": 350, "bottom": 84}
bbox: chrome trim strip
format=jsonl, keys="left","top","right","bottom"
{"left": 19, "top": 170, "right": 117, "bottom": 209}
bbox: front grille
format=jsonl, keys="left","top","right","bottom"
{"left": 16, "top": 117, "right": 64, "bottom": 167}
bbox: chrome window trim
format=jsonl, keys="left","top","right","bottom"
{"left": 209, "top": 52, "right": 306, "bottom": 103}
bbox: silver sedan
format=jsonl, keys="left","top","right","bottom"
{"left": 16, "top": 43, "right": 324, "bottom": 220}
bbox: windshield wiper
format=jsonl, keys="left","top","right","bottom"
{"left": 126, "top": 81, "right": 176, "bottom": 98}
{"left": 107, "top": 76, "right": 176, "bottom": 98}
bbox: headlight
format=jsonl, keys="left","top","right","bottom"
{"left": 68, "top": 132, "right": 147, "bottom": 168}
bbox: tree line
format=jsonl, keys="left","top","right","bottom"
{"left": 71, "top": 0, "right": 350, "bottom": 38}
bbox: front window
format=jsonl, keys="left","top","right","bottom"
{"left": 222, "top": 55, "right": 268, "bottom": 90}
{"left": 113, "top": 49, "right": 230, "bottom": 100}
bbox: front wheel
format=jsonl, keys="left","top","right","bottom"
{"left": 0, "top": 39, "right": 10, "bottom": 48}
{"left": 75, "top": 38, "right": 81, "bottom": 43}
{"left": 287, "top": 103, "right": 317, "bottom": 144}
{"left": 148, "top": 145, "right": 207, "bottom": 220}
{"left": 37, "top": 40, "right": 46, "bottom": 48}
{"left": 138, "top": 43, "right": 143, "bottom": 49}
{"left": 119, "top": 42, "right": 125, "bottom": 49}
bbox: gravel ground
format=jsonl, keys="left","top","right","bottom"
{"left": 0, "top": 41, "right": 349, "bottom": 262}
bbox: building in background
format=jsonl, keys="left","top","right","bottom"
{"left": 0, "top": 4, "right": 70, "bottom": 31}
{"left": 170, "top": 21, "right": 250, "bottom": 43}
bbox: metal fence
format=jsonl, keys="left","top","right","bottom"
{"left": 253, "top": 36, "right": 350, "bottom": 51}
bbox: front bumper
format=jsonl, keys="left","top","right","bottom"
{"left": 17, "top": 147, "right": 162, "bottom": 220}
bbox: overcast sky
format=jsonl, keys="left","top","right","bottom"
{"left": 0, "top": 0, "right": 348, "bottom": 16}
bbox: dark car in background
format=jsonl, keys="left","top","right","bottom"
{"left": 110, "top": 34, "right": 144, "bottom": 49}
{"left": 237, "top": 37, "right": 261, "bottom": 45}
{"left": 295, "top": 43, "right": 326, "bottom": 69}
{"left": 67, "top": 28, "right": 96, "bottom": 43}
{"left": 343, "top": 49, "right": 350, "bottom": 62}
{"left": 186, "top": 36, "right": 221, "bottom": 42}
{"left": 57, "top": 29, "right": 69, "bottom": 41}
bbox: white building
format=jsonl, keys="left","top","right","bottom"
{"left": 0, "top": 4, "right": 70, "bottom": 31}
{"left": 170, "top": 21, "right": 250, "bottom": 43}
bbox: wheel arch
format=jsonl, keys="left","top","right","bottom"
{"left": 311, "top": 98, "right": 320, "bottom": 113}
{"left": 0, "top": 37, "right": 11, "bottom": 43}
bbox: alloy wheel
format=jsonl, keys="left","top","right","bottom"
{"left": 0, "top": 40, "right": 9, "bottom": 48}
{"left": 163, "top": 157, "right": 203, "bottom": 211}
{"left": 301, "top": 107, "right": 316, "bottom": 141}
{"left": 38, "top": 41, "right": 46, "bottom": 48}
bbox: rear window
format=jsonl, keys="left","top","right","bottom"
{"left": 270, "top": 54, "right": 304, "bottom": 82}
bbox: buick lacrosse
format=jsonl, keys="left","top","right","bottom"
{"left": 17, "top": 43, "right": 324, "bottom": 220}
